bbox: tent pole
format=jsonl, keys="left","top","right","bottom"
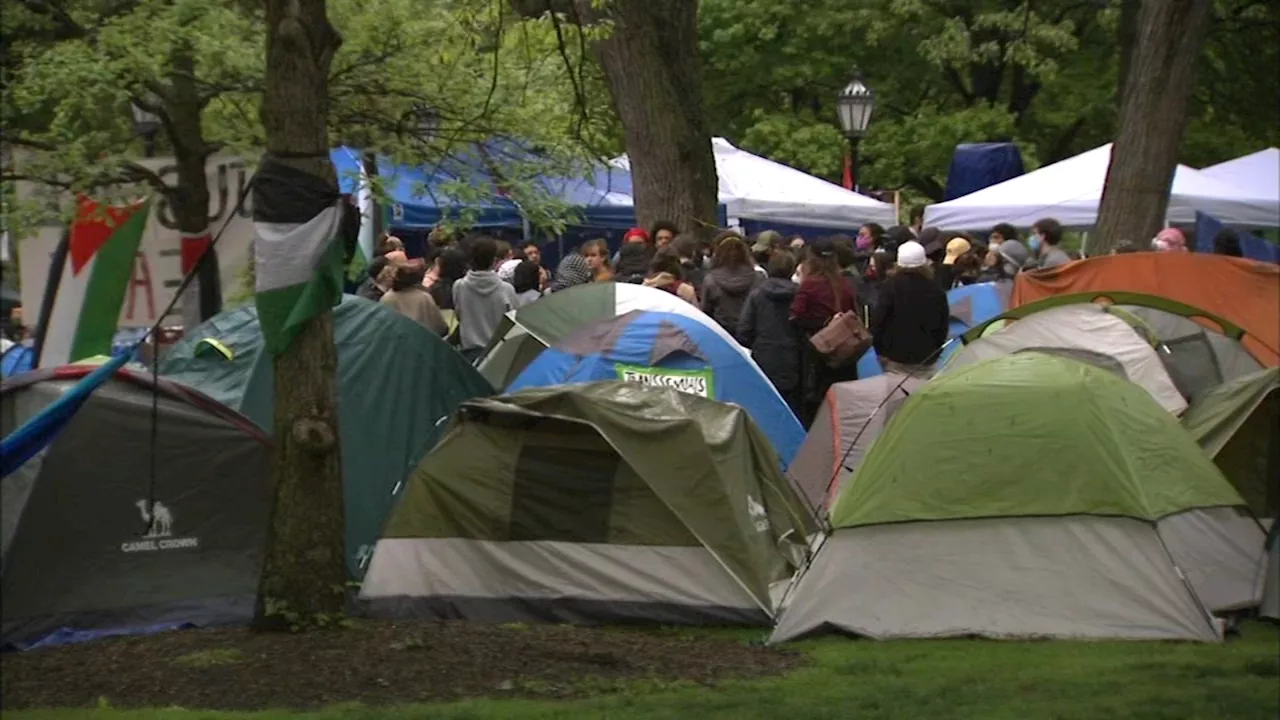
{"left": 30, "top": 227, "right": 70, "bottom": 369}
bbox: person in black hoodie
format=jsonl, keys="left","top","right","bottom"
{"left": 739, "top": 251, "right": 802, "bottom": 418}
{"left": 869, "top": 240, "right": 950, "bottom": 373}
{"left": 700, "top": 235, "right": 762, "bottom": 339}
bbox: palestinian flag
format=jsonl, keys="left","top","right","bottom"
{"left": 253, "top": 157, "right": 355, "bottom": 354}
{"left": 37, "top": 197, "right": 150, "bottom": 368}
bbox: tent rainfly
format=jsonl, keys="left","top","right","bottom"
{"left": 360, "top": 382, "right": 817, "bottom": 627}
{"left": 2, "top": 366, "right": 271, "bottom": 648}
{"left": 770, "top": 353, "right": 1262, "bottom": 644}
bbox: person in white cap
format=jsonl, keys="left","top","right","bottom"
{"left": 868, "top": 240, "right": 951, "bottom": 374}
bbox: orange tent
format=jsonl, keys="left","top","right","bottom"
{"left": 1012, "top": 253, "right": 1280, "bottom": 366}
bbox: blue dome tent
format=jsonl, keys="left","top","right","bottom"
{"left": 508, "top": 310, "right": 806, "bottom": 468}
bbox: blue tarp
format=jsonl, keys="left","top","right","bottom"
{"left": 944, "top": 143, "right": 1026, "bottom": 201}
{"left": 507, "top": 310, "right": 806, "bottom": 468}
{"left": 856, "top": 281, "right": 1011, "bottom": 378}
{"left": 331, "top": 145, "right": 638, "bottom": 231}
{"left": 1194, "top": 212, "right": 1280, "bottom": 263}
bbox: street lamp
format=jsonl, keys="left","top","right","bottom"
{"left": 836, "top": 71, "right": 876, "bottom": 192}
{"left": 130, "top": 100, "right": 162, "bottom": 157}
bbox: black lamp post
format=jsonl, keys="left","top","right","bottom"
{"left": 130, "top": 100, "right": 162, "bottom": 157}
{"left": 836, "top": 71, "right": 875, "bottom": 192}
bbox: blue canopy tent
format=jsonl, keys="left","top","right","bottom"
{"left": 331, "top": 145, "right": 638, "bottom": 235}
{"left": 1195, "top": 212, "right": 1279, "bottom": 263}
{"left": 944, "top": 143, "right": 1026, "bottom": 201}
{"left": 507, "top": 310, "right": 806, "bottom": 468}
{"left": 855, "top": 281, "right": 1012, "bottom": 378}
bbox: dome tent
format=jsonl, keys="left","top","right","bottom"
{"left": 2, "top": 366, "right": 271, "bottom": 648}
{"left": 507, "top": 310, "right": 805, "bottom": 468}
{"left": 160, "top": 295, "right": 493, "bottom": 578}
{"left": 770, "top": 353, "right": 1259, "bottom": 644}
{"left": 786, "top": 372, "right": 928, "bottom": 512}
{"left": 476, "top": 282, "right": 745, "bottom": 390}
{"left": 359, "top": 382, "right": 817, "bottom": 626}
{"left": 1181, "top": 367, "right": 1279, "bottom": 521}
{"left": 953, "top": 291, "right": 1263, "bottom": 403}
{"left": 1010, "top": 253, "right": 1280, "bottom": 367}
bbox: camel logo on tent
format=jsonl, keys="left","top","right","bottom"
{"left": 121, "top": 499, "right": 200, "bottom": 553}
{"left": 746, "top": 495, "right": 770, "bottom": 533}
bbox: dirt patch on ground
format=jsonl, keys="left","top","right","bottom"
{"left": 1, "top": 620, "right": 803, "bottom": 710}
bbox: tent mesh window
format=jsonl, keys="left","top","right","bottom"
{"left": 1159, "top": 335, "right": 1224, "bottom": 400}
{"left": 509, "top": 434, "right": 619, "bottom": 544}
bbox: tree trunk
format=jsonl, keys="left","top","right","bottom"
{"left": 252, "top": 0, "right": 346, "bottom": 632}
{"left": 1093, "top": 0, "right": 1212, "bottom": 254}
{"left": 575, "top": 0, "right": 719, "bottom": 237}
{"left": 166, "top": 46, "right": 222, "bottom": 328}
{"left": 1116, "top": 0, "right": 1141, "bottom": 103}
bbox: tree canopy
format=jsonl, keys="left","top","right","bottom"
{"left": 698, "top": 0, "right": 1279, "bottom": 203}
{"left": 2, "top": 0, "right": 611, "bottom": 235}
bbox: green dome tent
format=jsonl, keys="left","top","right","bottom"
{"left": 360, "top": 382, "right": 817, "bottom": 626}
{"left": 771, "top": 353, "right": 1259, "bottom": 644}
{"left": 160, "top": 295, "right": 494, "bottom": 578}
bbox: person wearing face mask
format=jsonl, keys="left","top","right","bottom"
{"left": 856, "top": 223, "right": 885, "bottom": 253}
{"left": 1031, "top": 218, "right": 1071, "bottom": 269}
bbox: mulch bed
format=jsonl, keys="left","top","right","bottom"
{"left": 1, "top": 620, "right": 804, "bottom": 710}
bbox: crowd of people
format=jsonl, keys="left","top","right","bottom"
{"left": 353, "top": 205, "right": 1251, "bottom": 427}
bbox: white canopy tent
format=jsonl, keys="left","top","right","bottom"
{"left": 613, "top": 138, "right": 897, "bottom": 229}
{"left": 1201, "top": 148, "right": 1280, "bottom": 213}
{"left": 924, "top": 144, "right": 1280, "bottom": 231}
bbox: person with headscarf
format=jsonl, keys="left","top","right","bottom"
{"left": 550, "top": 252, "right": 593, "bottom": 292}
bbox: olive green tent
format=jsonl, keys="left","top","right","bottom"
{"left": 360, "top": 381, "right": 817, "bottom": 626}
{"left": 159, "top": 295, "right": 494, "bottom": 578}
{"left": 771, "top": 353, "right": 1259, "bottom": 643}
{"left": 1181, "top": 367, "right": 1279, "bottom": 520}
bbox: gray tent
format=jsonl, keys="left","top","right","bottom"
{"left": 787, "top": 373, "right": 927, "bottom": 513}
{"left": 1, "top": 366, "right": 271, "bottom": 648}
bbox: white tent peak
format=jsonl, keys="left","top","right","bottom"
{"left": 924, "top": 142, "right": 1279, "bottom": 231}
{"left": 1201, "top": 147, "right": 1280, "bottom": 203}
{"left": 613, "top": 138, "right": 897, "bottom": 228}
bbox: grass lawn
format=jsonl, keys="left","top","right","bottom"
{"left": 9, "top": 622, "right": 1278, "bottom": 720}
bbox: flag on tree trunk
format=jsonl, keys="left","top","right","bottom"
{"left": 37, "top": 197, "right": 150, "bottom": 368}
{"left": 252, "top": 156, "right": 354, "bottom": 354}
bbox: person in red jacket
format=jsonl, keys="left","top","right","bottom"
{"left": 790, "top": 237, "right": 859, "bottom": 427}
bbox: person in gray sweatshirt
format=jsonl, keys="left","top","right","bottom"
{"left": 452, "top": 236, "right": 518, "bottom": 362}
